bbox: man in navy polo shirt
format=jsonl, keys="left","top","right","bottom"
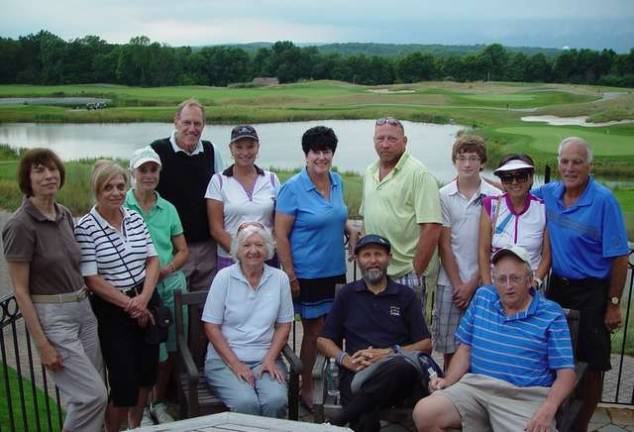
{"left": 413, "top": 246, "right": 575, "bottom": 432}
{"left": 318, "top": 234, "right": 432, "bottom": 432}
{"left": 533, "top": 137, "right": 629, "bottom": 431}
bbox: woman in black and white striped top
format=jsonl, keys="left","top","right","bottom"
{"left": 75, "top": 160, "right": 160, "bottom": 432}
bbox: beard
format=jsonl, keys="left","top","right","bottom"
{"left": 361, "top": 267, "right": 386, "bottom": 284}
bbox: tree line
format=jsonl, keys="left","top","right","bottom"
{"left": 1, "top": 30, "right": 633, "bottom": 88}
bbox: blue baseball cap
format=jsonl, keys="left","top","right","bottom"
{"left": 354, "top": 234, "right": 391, "bottom": 254}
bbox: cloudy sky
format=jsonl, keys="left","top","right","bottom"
{"left": 2, "top": 0, "right": 633, "bottom": 52}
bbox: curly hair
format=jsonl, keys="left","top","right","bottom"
{"left": 301, "top": 126, "right": 338, "bottom": 156}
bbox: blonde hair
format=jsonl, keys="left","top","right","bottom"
{"left": 90, "top": 160, "right": 129, "bottom": 198}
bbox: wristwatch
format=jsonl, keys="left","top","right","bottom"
{"left": 610, "top": 297, "right": 621, "bottom": 306}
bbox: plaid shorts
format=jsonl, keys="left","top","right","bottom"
{"left": 432, "top": 283, "right": 464, "bottom": 353}
{"left": 393, "top": 271, "right": 427, "bottom": 312}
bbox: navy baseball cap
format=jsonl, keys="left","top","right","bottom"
{"left": 230, "top": 125, "right": 259, "bottom": 143}
{"left": 354, "top": 234, "right": 391, "bottom": 254}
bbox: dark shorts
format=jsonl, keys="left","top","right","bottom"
{"left": 547, "top": 275, "right": 611, "bottom": 371}
{"left": 294, "top": 274, "right": 346, "bottom": 320}
{"left": 91, "top": 294, "right": 159, "bottom": 407}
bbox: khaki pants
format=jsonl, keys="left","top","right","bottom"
{"left": 34, "top": 298, "right": 108, "bottom": 431}
{"left": 182, "top": 239, "right": 217, "bottom": 291}
{"left": 437, "top": 373, "right": 555, "bottom": 431}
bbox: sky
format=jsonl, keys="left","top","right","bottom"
{"left": 2, "top": 0, "right": 633, "bottom": 52}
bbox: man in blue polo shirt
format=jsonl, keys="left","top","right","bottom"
{"left": 533, "top": 136, "right": 629, "bottom": 431}
{"left": 413, "top": 245, "right": 575, "bottom": 432}
{"left": 318, "top": 234, "right": 432, "bottom": 432}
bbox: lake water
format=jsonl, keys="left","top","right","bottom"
{"left": 0, "top": 120, "right": 466, "bottom": 183}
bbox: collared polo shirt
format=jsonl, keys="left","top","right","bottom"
{"left": 482, "top": 193, "right": 546, "bottom": 272}
{"left": 361, "top": 152, "right": 442, "bottom": 277}
{"left": 533, "top": 178, "right": 629, "bottom": 279}
{"left": 205, "top": 165, "right": 280, "bottom": 259}
{"left": 75, "top": 206, "right": 157, "bottom": 291}
{"left": 169, "top": 129, "right": 224, "bottom": 173}
{"left": 202, "top": 264, "right": 294, "bottom": 362}
{"left": 275, "top": 168, "right": 347, "bottom": 278}
{"left": 2, "top": 198, "right": 85, "bottom": 295}
{"left": 438, "top": 179, "right": 501, "bottom": 286}
{"left": 321, "top": 278, "right": 430, "bottom": 355}
{"left": 124, "top": 189, "right": 184, "bottom": 267}
{"left": 456, "top": 285, "right": 574, "bottom": 387}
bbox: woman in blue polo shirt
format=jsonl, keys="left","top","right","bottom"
{"left": 275, "top": 125, "right": 356, "bottom": 411}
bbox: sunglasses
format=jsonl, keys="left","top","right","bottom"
{"left": 237, "top": 221, "right": 265, "bottom": 233}
{"left": 499, "top": 171, "right": 530, "bottom": 184}
{"left": 375, "top": 117, "right": 403, "bottom": 128}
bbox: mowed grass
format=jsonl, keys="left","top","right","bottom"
{"left": 495, "top": 125, "right": 634, "bottom": 156}
{"left": 1, "top": 80, "right": 633, "bottom": 178}
{"left": 0, "top": 363, "right": 64, "bottom": 432}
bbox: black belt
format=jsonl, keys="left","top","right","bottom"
{"left": 550, "top": 274, "right": 608, "bottom": 288}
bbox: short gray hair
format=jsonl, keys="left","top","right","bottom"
{"left": 558, "top": 136, "right": 594, "bottom": 163}
{"left": 231, "top": 224, "right": 275, "bottom": 262}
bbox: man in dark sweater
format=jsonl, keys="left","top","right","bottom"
{"left": 150, "top": 98, "right": 224, "bottom": 291}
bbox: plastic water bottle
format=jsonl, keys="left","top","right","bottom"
{"left": 327, "top": 361, "right": 340, "bottom": 403}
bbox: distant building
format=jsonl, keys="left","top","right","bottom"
{"left": 252, "top": 77, "right": 279, "bottom": 85}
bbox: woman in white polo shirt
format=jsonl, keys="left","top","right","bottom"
{"left": 202, "top": 223, "right": 294, "bottom": 418}
{"left": 478, "top": 154, "right": 551, "bottom": 288}
{"left": 74, "top": 160, "right": 160, "bottom": 432}
{"left": 205, "top": 125, "right": 280, "bottom": 270}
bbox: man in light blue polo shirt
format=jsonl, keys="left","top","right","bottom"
{"left": 413, "top": 245, "right": 575, "bottom": 432}
{"left": 533, "top": 136, "right": 629, "bottom": 431}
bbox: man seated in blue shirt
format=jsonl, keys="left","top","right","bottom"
{"left": 317, "top": 234, "right": 432, "bottom": 432}
{"left": 413, "top": 245, "right": 575, "bottom": 432}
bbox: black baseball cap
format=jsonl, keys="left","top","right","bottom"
{"left": 354, "top": 234, "right": 391, "bottom": 255}
{"left": 230, "top": 125, "right": 259, "bottom": 143}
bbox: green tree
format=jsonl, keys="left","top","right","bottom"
{"left": 396, "top": 52, "right": 437, "bottom": 83}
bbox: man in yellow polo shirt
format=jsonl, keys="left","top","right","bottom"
{"left": 360, "top": 117, "right": 442, "bottom": 310}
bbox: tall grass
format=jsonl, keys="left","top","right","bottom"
{"left": 0, "top": 147, "right": 364, "bottom": 217}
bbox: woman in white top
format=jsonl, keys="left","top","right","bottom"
{"left": 202, "top": 223, "right": 294, "bottom": 418}
{"left": 206, "top": 125, "right": 280, "bottom": 270}
{"left": 479, "top": 154, "right": 551, "bottom": 288}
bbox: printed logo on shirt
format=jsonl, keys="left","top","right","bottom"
{"left": 389, "top": 306, "right": 401, "bottom": 316}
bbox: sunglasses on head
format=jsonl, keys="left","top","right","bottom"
{"left": 375, "top": 117, "right": 403, "bottom": 128}
{"left": 237, "top": 221, "right": 265, "bottom": 233}
{"left": 499, "top": 171, "right": 531, "bottom": 184}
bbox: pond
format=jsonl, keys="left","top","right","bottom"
{"left": 0, "top": 120, "right": 466, "bottom": 183}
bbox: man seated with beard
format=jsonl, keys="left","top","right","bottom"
{"left": 317, "top": 234, "right": 433, "bottom": 432}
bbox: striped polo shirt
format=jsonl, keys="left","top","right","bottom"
{"left": 456, "top": 285, "right": 574, "bottom": 387}
{"left": 75, "top": 206, "right": 157, "bottom": 291}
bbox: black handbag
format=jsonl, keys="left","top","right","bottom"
{"left": 90, "top": 212, "right": 172, "bottom": 345}
{"left": 144, "top": 291, "right": 172, "bottom": 345}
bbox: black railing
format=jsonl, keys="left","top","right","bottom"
{"left": 600, "top": 248, "right": 634, "bottom": 405}
{"left": 0, "top": 295, "right": 63, "bottom": 432}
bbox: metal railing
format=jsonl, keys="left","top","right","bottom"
{"left": 0, "top": 295, "right": 63, "bottom": 432}
{"left": 600, "top": 249, "right": 634, "bottom": 404}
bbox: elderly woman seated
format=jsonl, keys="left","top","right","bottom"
{"left": 202, "top": 222, "right": 294, "bottom": 418}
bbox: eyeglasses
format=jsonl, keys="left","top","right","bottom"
{"left": 237, "top": 221, "right": 265, "bottom": 233}
{"left": 456, "top": 156, "right": 481, "bottom": 163}
{"left": 376, "top": 117, "right": 403, "bottom": 128}
{"left": 493, "top": 274, "right": 530, "bottom": 286}
{"left": 499, "top": 172, "right": 530, "bottom": 184}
